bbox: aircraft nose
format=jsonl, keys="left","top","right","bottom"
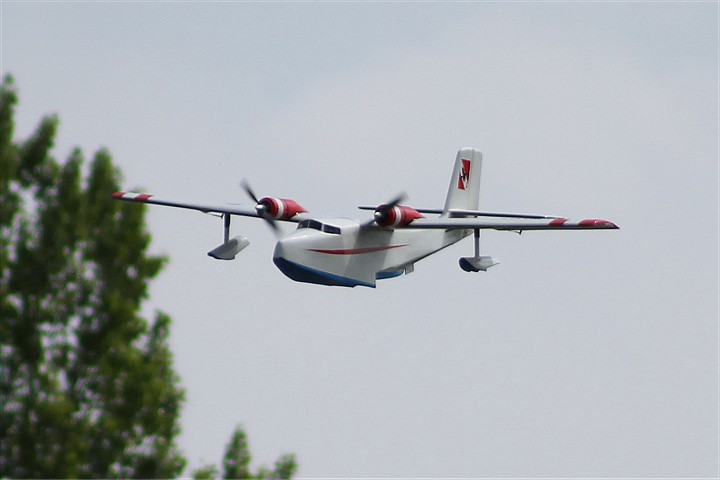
{"left": 272, "top": 235, "right": 315, "bottom": 283}
{"left": 272, "top": 235, "right": 301, "bottom": 262}
{"left": 272, "top": 239, "right": 285, "bottom": 260}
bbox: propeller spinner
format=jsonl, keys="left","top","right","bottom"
{"left": 240, "top": 180, "right": 307, "bottom": 233}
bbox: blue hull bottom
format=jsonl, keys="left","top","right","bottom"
{"left": 273, "top": 257, "right": 376, "bottom": 288}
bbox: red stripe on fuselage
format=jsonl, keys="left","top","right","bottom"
{"left": 308, "top": 244, "right": 408, "bottom": 255}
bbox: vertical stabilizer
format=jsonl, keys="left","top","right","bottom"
{"left": 442, "top": 147, "right": 482, "bottom": 214}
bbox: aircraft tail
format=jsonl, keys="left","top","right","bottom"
{"left": 442, "top": 147, "right": 482, "bottom": 214}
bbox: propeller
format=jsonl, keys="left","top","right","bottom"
{"left": 240, "top": 179, "right": 281, "bottom": 235}
{"left": 359, "top": 191, "right": 407, "bottom": 229}
{"left": 372, "top": 191, "right": 407, "bottom": 224}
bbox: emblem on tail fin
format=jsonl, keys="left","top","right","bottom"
{"left": 457, "top": 159, "right": 471, "bottom": 190}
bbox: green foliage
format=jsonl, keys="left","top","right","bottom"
{"left": 0, "top": 74, "right": 185, "bottom": 478}
{"left": 223, "top": 426, "right": 252, "bottom": 479}
{"left": 272, "top": 454, "right": 298, "bottom": 480}
{"left": 1, "top": 75, "right": 298, "bottom": 479}
{"left": 192, "top": 425, "right": 297, "bottom": 480}
{"left": 192, "top": 463, "right": 221, "bottom": 479}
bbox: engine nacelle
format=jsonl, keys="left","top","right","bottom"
{"left": 374, "top": 205, "right": 424, "bottom": 227}
{"left": 257, "top": 197, "right": 307, "bottom": 220}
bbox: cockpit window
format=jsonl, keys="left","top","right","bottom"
{"left": 297, "top": 219, "right": 340, "bottom": 235}
{"left": 322, "top": 224, "right": 341, "bottom": 235}
{"left": 297, "top": 219, "right": 319, "bottom": 230}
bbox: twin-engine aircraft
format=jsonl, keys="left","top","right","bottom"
{"left": 113, "top": 148, "right": 618, "bottom": 288}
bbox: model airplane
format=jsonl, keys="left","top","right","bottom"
{"left": 112, "top": 148, "right": 618, "bottom": 288}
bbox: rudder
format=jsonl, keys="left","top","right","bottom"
{"left": 442, "top": 147, "right": 482, "bottom": 214}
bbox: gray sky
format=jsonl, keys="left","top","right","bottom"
{"left": 3, "top": 1, "right": 718, "bottom": 478}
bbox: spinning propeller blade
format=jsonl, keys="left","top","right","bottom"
{"left": 383, "top": 191, "right": 408, "bottom": 209}
{"left": 360, "top": 191, "right": 407, "bottom": 228}
{"left": 373, "top": 191, "right": 407, "bottom": 223}
{"left": 241, "top": 179, "right": 260, "bottom": 204}
{"left": 240, "top": 179, "right": 281, "bottom": 235}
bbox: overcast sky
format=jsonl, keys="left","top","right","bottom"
{"left": 3, "top": 2, "right": 718, "bottom": 478}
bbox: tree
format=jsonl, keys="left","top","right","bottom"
{"left": 0, "top": 74, "right": 185, "bottom": 477}
{"left": 223, "top": 426, "right": 252, "bottom": 479}
{"left": 193, "top": 425, "right": 297, "bottom": 479}
{"left": 1, "top": 75, "right": 298, "bottom": 479}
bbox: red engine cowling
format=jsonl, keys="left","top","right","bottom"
{"left": 374, "top": 205, "right": 424, "bottom": 227}
{"left": 256, "top": 197, "right": 307, "bottom": 220}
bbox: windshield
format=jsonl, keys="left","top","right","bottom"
{"left": 297, "top": 219, "right": 341, "bottom": 235}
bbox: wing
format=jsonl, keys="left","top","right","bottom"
{"left": 358, "top": 206, "right": 560, "bottom": 219}
{"left": 112, "top": 191, "right": 308, "bottom": 222}
{"left": 399, "top": 217, "right": 618, "bottom": 231}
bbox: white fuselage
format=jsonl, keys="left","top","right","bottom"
{"left": 272, "top": 217, "right": 468, "bottom": 287}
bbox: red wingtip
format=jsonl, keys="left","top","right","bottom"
{"left": 578, "top": 218, "right": 618, "bottom": 228}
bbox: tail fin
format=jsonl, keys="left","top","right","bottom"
{"left": 442, "top": 147, "right": 482, "bottom": 214}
